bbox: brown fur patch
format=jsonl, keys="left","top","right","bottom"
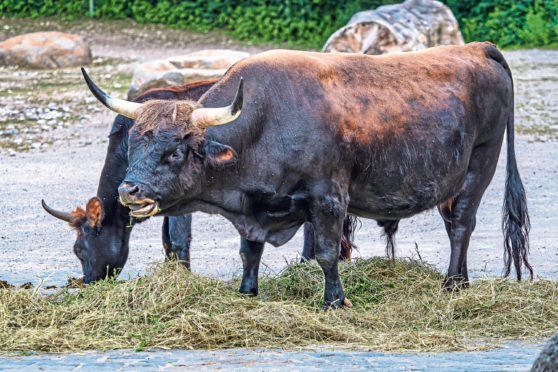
{"left": 133, "top": 99, "right": 203, "bottom": 137}
{"left": 86, "top": 197, "right": 104, "bottom": 228}
{"left": 438, "top": 198, "right": 454, "bottom": 223}
{"left": 340, "top": 236, "right": 352, "bottom": 260}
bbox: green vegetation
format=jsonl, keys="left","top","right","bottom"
{"left": 446, "top": 0, "right": 558, "bottom": 48}
{"left": 1, "top": 0, "right": 557, "bottom": 49}
{"left": 1, "top": 258, "right": 557, "bottom": 353}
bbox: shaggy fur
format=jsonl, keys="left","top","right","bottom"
{"left": 133, "top": 100, "right": 202, "bottom": 137}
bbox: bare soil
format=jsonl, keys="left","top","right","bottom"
{"left": 0, "top": 18, "right": 557, "bottom": 287}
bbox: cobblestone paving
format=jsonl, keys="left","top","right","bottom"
{"left": 0, "top": 343, "right": 543, "bottom": 371}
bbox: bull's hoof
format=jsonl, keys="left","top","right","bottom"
{"left": 443, "top": 275, "right": 470, "bottom": 291}
{"left": 322, "top": 298, "right": 347, "bottom": 310}
{"left": 239, "top": 283, "right": 258, "bottom": 297}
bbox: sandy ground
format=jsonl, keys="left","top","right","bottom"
{"left": 0, "top": 19, "right": 557, "bottom": 290}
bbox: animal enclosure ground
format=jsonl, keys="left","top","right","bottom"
{"left": 0, "top": 18, "right": 557, "bottom": 356}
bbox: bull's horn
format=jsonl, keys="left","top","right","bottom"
{"left": 192, "top": 77, "right": 243, "bottom": 129}
{"left": 81, "top": 68, "right": 140, "bottom": 120}
{"left": 41, "top": 200, "right": 73, "bottom": 222}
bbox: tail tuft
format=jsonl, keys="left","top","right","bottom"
{"left": 502, "top": 115, "right": 533, "bottom": 280}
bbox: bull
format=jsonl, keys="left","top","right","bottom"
{"left": 41, "top": 81, "right": 359, "bottom": 286}
{"left": 83, "top": 42, "right": 531, "bottom": 307}
{"left": 41, "top": 80, "right": 215, "bottom": 283}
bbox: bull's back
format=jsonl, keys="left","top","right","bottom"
{"left": 226, "top": 43, "right": 511, "bottom": 144}
{"left": 205, "top": 43, "right": 513, "bottom": 217}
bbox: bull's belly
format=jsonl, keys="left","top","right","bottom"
{"left": 347, "top": 172, "right": 466, "bottom": 220}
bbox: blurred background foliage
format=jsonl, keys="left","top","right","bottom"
{"left": 1, "top": 0, "right": 557, "bottom": 49}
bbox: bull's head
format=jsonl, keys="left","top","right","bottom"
{"left": 81, "top": 68, "right": 242, "bottom": 218}
{"left": 41, "top": 197, "right": 129, "bottom": 283}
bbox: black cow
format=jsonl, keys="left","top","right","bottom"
{"left": 42, "top": 81, "right": 360, "bottom": 285}
{"left": 84, "top": 42, "right": 531, "bottom": 307}
{"left": 41, "top": 81, "right": 215, "bottom": 283}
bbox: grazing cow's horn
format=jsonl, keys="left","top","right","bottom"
{"left": 192, "top": 77, "right": 243, "bottom": 129}
{"left": 81, "top": 68, "right": 140, "bottom": 120}
{"left": 41, "top": 200, "right": 73, "bottom": 222}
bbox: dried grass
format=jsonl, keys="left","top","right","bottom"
{"left": 1, "top": 258, "right": 556, "bottom": 353}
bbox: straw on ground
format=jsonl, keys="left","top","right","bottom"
{"left": 1, "top": 258, "right": 556, "bottom": 353}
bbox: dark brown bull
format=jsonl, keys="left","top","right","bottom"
{"left": 84, "top": 42, "right": 531, "bottom": 308}
{"left": 42, "top": 81, "right": 358, "bottom": 285}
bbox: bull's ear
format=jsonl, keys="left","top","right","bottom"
{"left": 203, "top": 140, "right": 238, "bottom": 168}
{"left": 85, "top": 197, "right": 104, "bottom": 228}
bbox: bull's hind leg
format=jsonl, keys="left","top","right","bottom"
{"left": 239, "top": 238, "right": 265, "bottom": 296}
{"left": 444, "top": 141, "right": 503, "bottom": 289}
{"left": 162, "top": 215, "right": 192, "bottom": 269}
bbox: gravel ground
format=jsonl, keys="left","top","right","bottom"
{"left": 1, "top": 18, "right": 557, "bottom": 369}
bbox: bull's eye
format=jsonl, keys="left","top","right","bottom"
{"left": 168, "top": 149, "right": 183, "bottom": 162}
{"left": 73, "top": 244, "right": 83, "bottom": 260}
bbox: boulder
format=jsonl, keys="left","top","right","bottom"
{"left": 127, "top": 49, "right": 249, "bottom": 100}
{"left": 0, "top": 32, "right": 92, "bottom": 69}
{"left": 322, "top": 0, "right": 463, "bottom": 55}
{"left": 531, "top": 333, "right": 558, "bottom": 371}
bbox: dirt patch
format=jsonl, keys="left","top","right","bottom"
{"left": 0, "top": 18, "right": 277, "bottom": 156}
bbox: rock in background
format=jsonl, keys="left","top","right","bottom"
{"left": 0, "top": 32, "right": 92, "bottom": 69}
{"left": 127, "top": 49, "right": 249, "bottom": 100}
{"left": 322, "top": 0, "right": 463, "bottom": 54}
{"left": 531, "top": 333, "right": 558, "bottom": 371}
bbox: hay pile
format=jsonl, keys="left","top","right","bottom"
{"left": 1, "top": 258, "right": 557, "bottom": 353}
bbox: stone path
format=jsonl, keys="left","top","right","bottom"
{"left": 0, "top": 343, "right": 543, "bottom": 371}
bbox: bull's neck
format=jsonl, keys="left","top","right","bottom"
{"left": 96, "top": 122, "right": 132, "bottom": 226}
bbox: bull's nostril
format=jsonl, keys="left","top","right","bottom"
{"left": 119, "top": 183, "right": 141, "bottom": 204}
{"left": 129, "top": 185, "right": 139, "bottom": 196}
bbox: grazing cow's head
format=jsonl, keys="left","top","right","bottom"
{"left": 41, "top": 197, "right": 128, "bottom": 283}
{"left": 81, "top": 68, "right": 242, "bottom": 218}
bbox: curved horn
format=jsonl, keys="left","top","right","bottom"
{"left": 41, "top": 199, "right": 73, "bottom": 222}
{"left": 81, "top": 68, "right": 140, "bottom": 120}
{"left": 192, "top": 77, "right": 243, "bottom": 129}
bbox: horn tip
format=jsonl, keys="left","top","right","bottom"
{"left": 80, "top": 67, "right": 89, "bottom": 81}
{"left": 232, "top": 77, "right": 244, "bottom": 114}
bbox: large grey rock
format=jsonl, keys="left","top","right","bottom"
{"left": 322, "top": 0, "right": 463, "bottom": 54}
{"left": 531, "top": 333, "right": 558, "bottom": 371}
{"left": 0, "top": 32, "right": 92, "bottom": 69}
{"left": 127, "top": 49, "right": 249, "bottom": 100}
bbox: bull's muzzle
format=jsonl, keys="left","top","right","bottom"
{"left": 118, "top": 183, "right": 160, "bottom": 217}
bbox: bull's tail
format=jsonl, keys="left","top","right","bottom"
{"left": 340, "top": 216, "right": 359, "bottom": 260}
{"left": 502, "top": 114, "right": 532, "bottom": 280}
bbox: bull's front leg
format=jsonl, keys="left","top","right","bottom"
{"left": 162, "top": 215, "right": 193, "bottom": 270}
{"left": 310, "top": 182, "right": 348, "bottom": 309}
{"left": 239, "top": 237, "right": 265, "bottom": 296}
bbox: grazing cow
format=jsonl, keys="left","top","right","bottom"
{"left": 84, "top": 42, "right": 531, "bottom": 307}
{"left": 41, "top": 80, "right": 216, "bottom": 283}
{"left": 42, "top": 81, "right": 359, "bottom": 285}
